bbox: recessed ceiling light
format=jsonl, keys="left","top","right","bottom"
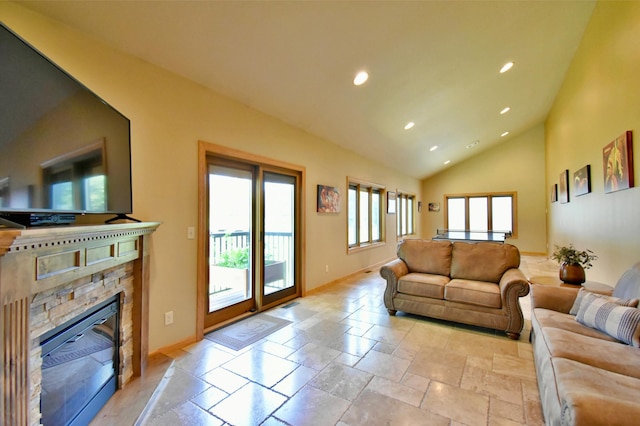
{"left": 500, "top": 107, "right": 511, "bottom": 114}
{"left": 444, "top": 160, "right": 451, "bottom": 165}
{"left": 353, "top": 71, "right": 369, "bottom": 86}
{"left": 501, "top": 131, "right": 510, "bottom": 137}
{"left": 500, "top": 62, "right": 514, "bottom": 73}
{"left": 404, "top": 122, "right": 415, "bottom": 130}
{"left": 466, "top": 140, "right": 479, "bottom": 149}
{"left": 430, "top": 145, "right": 438, "bottom": 152}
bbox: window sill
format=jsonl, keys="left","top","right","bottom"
{"left": 348, "top": 241, "right": 386, "bottom": 254}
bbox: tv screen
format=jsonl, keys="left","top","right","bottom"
{"left": 0, "top": 23, "right": 132, "bottom": 220}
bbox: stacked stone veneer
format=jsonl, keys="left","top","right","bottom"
{"left": 29, "top": 261, "right": 135, "bottom": 425}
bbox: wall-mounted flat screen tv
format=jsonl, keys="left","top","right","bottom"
{"left": 0, "top": 22, "right": 132, "bottom": 224}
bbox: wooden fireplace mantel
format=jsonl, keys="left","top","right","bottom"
{"left": 0, "top": 221, "right": 160, "bottom": 425}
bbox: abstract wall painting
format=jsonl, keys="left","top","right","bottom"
{"left": 573, "top": 165, "right": 591, "bottom": 197}
{"left": 317, "top": 184, "right": 340, "bottom": 213}
{"left": 603, "top": 131, "right": 634, "bottom": 194}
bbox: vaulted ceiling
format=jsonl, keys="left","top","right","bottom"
{"left": 17, "top": 1, "right": 595, "bottom": 179}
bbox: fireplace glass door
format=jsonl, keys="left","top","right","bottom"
{"left": 40, "top": 296, "right": 119, "bottom": 426}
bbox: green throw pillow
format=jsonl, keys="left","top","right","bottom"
{"left": 576, "top": 292, "right": 640, "bottom": 347}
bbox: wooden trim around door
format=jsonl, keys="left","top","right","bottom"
{"left": 196, "top": 140, "right": 306, "bottom": 341}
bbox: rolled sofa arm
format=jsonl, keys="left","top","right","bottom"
{"left": 380, "top": 258, "right": 409, "bottom": 312}
{"left": 498, "top": 268, "right": 530, "bottom": 338}
{"left": 530, "top": 285, "right": 578, "bottom": 314}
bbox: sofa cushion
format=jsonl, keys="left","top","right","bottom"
{"left": 569, "top": 287, "right": 638, "bottom": 315}
{"left": 576, "top": 293, "right": 640, "bottom": 347}
{"left": 445, "top": 279, "right": 501, "bottom": 308}
{"left": 541, "top": 327, "right": 640, "bottom": 379}
{"left": 552, "top": 358, "right": 640, "bottom": 425}
{"left": 398, "top": 239, "right": 453, "bottom": 276}
{"left": 397, "top": 273, "right": 448, "bottom": 299}
{"left": 450, "top": 242, "right": 520, "bottom": 283}
{"left": 532, "top": 308, "right": 618, "bottom": 342}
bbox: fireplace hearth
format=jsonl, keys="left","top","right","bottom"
{"left": 40, "top": 295, "right": 120, "bottom": 426}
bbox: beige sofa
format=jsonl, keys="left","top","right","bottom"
{"left": 380, "top": 239, "right": 530, "bottom": 339}
{"left": 531, "top": 261, "right": 640, "bottom": 425}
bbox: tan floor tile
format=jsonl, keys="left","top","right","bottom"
{"left": 423, "top": 381, "right": 489, "bottom": 426}
{"left": 493, "top": 353, "right": 537, "bottom": 381}
{"left": 287, "top": 342, "right": 341, "bottom": 371}
{"left": 222, "top": 348, "right": 299, "bottom": 387}
{"left": 210, "top": 382, "right": 287, "bottom": 425}
{"left": 355, "top": 349, "right": 410, "bottom": 382}
{"left": 400, "top": 372, "right": 431, "bottom": 392}
{"left": 274, "top": 385, "right": 350, "bottom": 426}
{"left": 341, "top": 388, "right": 449, "bottom": 426}
{"left": 408, "top": 346, "right": 467, "bottom": 386}
{"left": 309, "top": 362, "right": 373, "bottom": 401}
{"left": 461, "top": 365, "right": 523, "bottom": 405}
{"left": 272, "top": 365, "right": 318, "bottom": 397}
{"left": 490, "top": 396, "right": 525, "bottom": 423}
{"left": 365, "top": 376, "right": 425, "bottom": 407}
{"left": 447, "top": 330, "right": 519, "bottom": 359}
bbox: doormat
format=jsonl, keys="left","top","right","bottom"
{"left": 205, "top": 314, "right": 292, "bottom": 351}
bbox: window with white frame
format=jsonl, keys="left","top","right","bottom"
{"left": 397, "top": 192, "right": 416, "bottom": 237}
{"left": 348, "top": 179, "right": 384, "bottom": 250}
{"left": 445, "top": 193, "right": 516, "bottom": 236}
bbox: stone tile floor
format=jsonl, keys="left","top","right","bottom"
{"left": 94, "top": 255, "right": 557, "bottom": 426}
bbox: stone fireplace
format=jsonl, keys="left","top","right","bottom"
{"left": 0, "top": 222, "right": 159, "bottom": 425}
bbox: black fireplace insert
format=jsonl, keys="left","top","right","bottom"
{"left": 40, "top": 294, "right": 120, "bottom": 426}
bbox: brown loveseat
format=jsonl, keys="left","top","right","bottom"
{"left": 531, "top": 261, "right": 640, "bottom": 425}
{"left": 380, "top": 239, "right": 530, "bottom": 339}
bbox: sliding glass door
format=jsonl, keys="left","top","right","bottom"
{"left": 262, "top": 171, "right": 297, "bottom": 305}
{"left": 203, "top": 156, "right": 301, "bottom": 330}
{"left": 206, "top": 163, "right": 256, "bottom": 326}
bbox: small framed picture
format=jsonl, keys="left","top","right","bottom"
{"left": 559, "top": 169, "right": 569, "bottom": 203}
{"left": 317, "top": 185, "right": 340, "bottom": 213}
{"left": 573, "top": 165, "right": 591, "bottom": 197}
{"left": 550, "top": 184, "right": 558, "bottom": 203}
{"left": 428, "top": 202, "right": 440, "bottom": 212}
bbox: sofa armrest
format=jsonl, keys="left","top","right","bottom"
{"left": 499, "top": 268, "right": 530, "bottom": 299}
{"left": 530, "top": 284, "right": 578, "bottom": 314}
{"left": 380, "top": 258, "right": 409, "bottom": 311}
{"left": 498, "top": 268, "right": 530, "bottom": 338}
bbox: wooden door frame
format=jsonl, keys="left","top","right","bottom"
{"left": 196, "top": 141, "right": 306, "bottom": 340}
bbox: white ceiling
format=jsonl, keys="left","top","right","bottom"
{"left": 17, "top": 0, "right": 595, "bottom": 179}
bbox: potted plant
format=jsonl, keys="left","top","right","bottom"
{"left": 550, "top": 243, "right": 597, "bottom": 284}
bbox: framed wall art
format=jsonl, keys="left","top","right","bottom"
{"left": 317, "top": 184, "right": 340, "bottom": 213}
{"left": 603, "top": 130, "right": 634, "bottom": 194}
{"left": 573, "top": 165, "right": 591, "bottom": 197}
{"left": 550, "top": 184, "right": 558, "bottom": 203}
{"left": 559, "top": 169, "right": 569, "bottom": 203}
{"left": 428, "top": 202, "right": 440, "bottom": 212}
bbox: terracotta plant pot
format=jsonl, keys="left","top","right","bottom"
{"left": 559, "top": 262, "right": 586, "bottom": 284}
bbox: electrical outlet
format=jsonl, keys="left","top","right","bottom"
{"left": 187, "top": 226, "right": 195, "bottom": 240}
{"left": 164, "top": 311, "right": 174, "bottom": 326}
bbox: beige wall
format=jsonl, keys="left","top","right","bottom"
{"left": 420, "top": 124, "right": 547, "bottom": 254}
{"left": 1, "top": 3, "right": 420, "bottom": 351}
{"left": 545, "top": 1, "right": 640, "bottom": 284}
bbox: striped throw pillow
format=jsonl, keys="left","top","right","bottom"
{"left": 569, "top": 287, "right": 638, "bottom": 316}
{"left": 576, "top": 292, "right": 640, "bottom": 347}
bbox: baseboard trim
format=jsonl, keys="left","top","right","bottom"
{"left": 306, "top": 257, "right": 395, "bottom": 295}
